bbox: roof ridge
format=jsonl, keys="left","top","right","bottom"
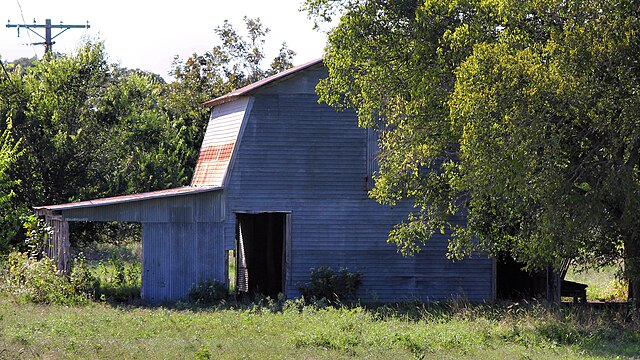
{"left": 202, "top": 58, "right": 323, "bottom": 108}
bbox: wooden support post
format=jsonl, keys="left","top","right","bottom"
{"left": 45, "top": 215, "right": 71, "bottom": 275}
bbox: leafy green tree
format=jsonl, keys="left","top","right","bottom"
{"left": 0, "top": 42, "right": 191, "bottom": 248}
{"left": 163, "top": 16, "right": 296, "bottom": 172}
{"left": 307, "top": 0, "right": 640, "bottom": 298}
{"left": 0, "top": 121, "right": 22, "bottom": 251}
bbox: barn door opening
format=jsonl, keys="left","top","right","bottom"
{"left": 236, "top": 212, "right": 288, "bottom": 298}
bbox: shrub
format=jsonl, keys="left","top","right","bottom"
{"left": 189, "top": 279, "right": 228, "bottom": 305}
{"left": 0, "top": 251, "right": 89, "bottom": 304}
{"left": 92, "top": 252, "right": 142, "bottom": 301}
{"left": 297, "top": 266, "right": 362, "bottom": 304}
{"left": 70, "top": 253, "right": 98, "bottom": 295}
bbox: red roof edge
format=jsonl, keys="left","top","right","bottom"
{"left": 202, "top": 58, "right": 324, "bottom": 108}
{"left": 34, "top": 186, "right": 222, "bottom": 212}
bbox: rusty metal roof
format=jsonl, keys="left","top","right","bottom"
{"left": 34, "top": 186, "right": 221, "bottom": 212}
{"left": 191, "top": 97, "right": 250, "bottom": 186}
{"left": 202, "top": 58, "right": 323, "bottom": 108}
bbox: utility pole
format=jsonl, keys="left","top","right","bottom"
{"left": 6, "top": 18, "right": 90, "bottom": 55}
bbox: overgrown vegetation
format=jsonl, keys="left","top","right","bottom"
{"left": 1, "top": 248, "right": 638, "bottom": 358}
{"left": 0, "top": 297, "right": 639, "bottom": 359}
{"left": 189, "top": 279, "right": 228, "bottom": 305}
{"left": 297, "top": 266, "right": 362, "bottom": 304}
{"left": 0, "top": 240, "right": 143, "bottom": 304}
{"left": 0, "top": 252, "right": 91, "bottom": 305}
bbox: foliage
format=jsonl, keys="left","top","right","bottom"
{"left": 22, "top": 214, "right": 51, "bottom": 257}
{"left": 0, "top": 251, "right": 90, "bottom": 304}
{"left": 0, "top": 120, "right": 22, "bottom": 252}
{"left": 306, "top": 0, "right": 640, "bottom": 293}
{"left": 1, "top": 299, "right": 640, "bottom": 358}
{"left": 188, "top": 279, "right": 228, "bottom": 305}
{"left": 85, "top": 242, "right": 142, "bottom": 301}
{"left": 0, "top": 17, "right": 297, "bottom": 251}
{"left": 297, "top": 266, "right": 361, "bottom": 303}
{"left": 0, "top": 41, "right": 192, "bottom": 249}
{"left": 163, "top": 16, "right": 296, "bottom": 172}
{"left": 70, "top": 253, "right": 98, "bottom": 295}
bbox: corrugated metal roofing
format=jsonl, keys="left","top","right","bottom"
{"left": 191, "top": 97, "right": 250, "bottom": 186}
{"left": 202, "top": 58, "right": 323, "bottom": 108}
{"left": 34, "top": 186, "right": 221, "bottom": 211}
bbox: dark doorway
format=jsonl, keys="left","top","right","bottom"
{"left": 236, "top": 213, "right": 287, "bottom": 298}
{"left": 496, "top": 254, "right": 546, "bottom": 300}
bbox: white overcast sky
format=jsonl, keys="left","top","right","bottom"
{"left": 1, "top": 0, "right": 328, "bottom": 81}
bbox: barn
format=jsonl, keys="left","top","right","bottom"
{"left": 35, "top": 59, "right": 495, "bottom": 304}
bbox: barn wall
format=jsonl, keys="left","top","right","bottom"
{"left": 57, "top": 190, "right": 226, "bottom": 303}
{"left": 142, "top": 221, "right": 225, "bottom": 303}
{"left": 224, "top": 70, "right": 493, "bottom": 302}
{"left": 59, "top": 191, "right": 225, "bottom": 223}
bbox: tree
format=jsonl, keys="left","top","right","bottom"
{"left": 306, "top": 0, "right": 640, "bottom": 298}
{"left": 0, "top": 121, "right": 22, "bottom": 251}
{"left": 163, "top": 16, "right": 296, "bottom": 172}
{"left": 0, "top": 41, "right": 192, "bottom": 248}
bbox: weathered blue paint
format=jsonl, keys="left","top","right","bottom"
{"left": 222, "top": 64, "right": 493, "bottom": 302}
{"left": 36, "top": 61, "right": 494, "bottom": 303}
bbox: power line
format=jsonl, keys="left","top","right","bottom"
{"left": 0, "top": 60, "right": 15, "bottom": 87}
{"left": 15, "top": 0, "right": 37, "bottom": 59}
{"left": 7, "top": 18, "right": 90, "bottom": 56}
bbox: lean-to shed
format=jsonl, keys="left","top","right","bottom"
{"left": 35, "top": 59, "right": 495, "bottom": 303}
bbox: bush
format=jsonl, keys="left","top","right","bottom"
{"left": 189, "top": 279, "right": 228, "bottom": 305}
{"left": 70, "top": 253, "right": 98, "bottom": 295}
{"left": 297, "top": 266, "right": 361, "bottom": 304}
{"left": 92, "top": 252, "right": 142, "bottom": 301}
{"left": 0, "top": 251, "right": 90, "bottom": 304}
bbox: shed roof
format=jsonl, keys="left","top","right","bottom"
{"left": 34, "top": 186, "right": 221, "bottom": 212}
{"left": 202, "top": 58, "right": 323, "bottom": 108}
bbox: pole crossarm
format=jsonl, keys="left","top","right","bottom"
{"left": 6, "top": 18, "right": 90, "bottom": 54}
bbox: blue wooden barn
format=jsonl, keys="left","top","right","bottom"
{"left": 35, "top": 59, "right": 494, "bottom": 303}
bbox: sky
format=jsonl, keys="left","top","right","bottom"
{"left": 1, "top": 0, "right": 329, "bottom": 81}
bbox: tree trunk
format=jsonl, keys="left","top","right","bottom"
{"left": 624, "top": 237, "right": 640, "bottom": 306}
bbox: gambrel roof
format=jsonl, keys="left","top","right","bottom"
{"left": 35, "top": 59, "right": 323, "bottom": 211}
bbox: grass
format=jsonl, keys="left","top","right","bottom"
{"left": 75, "top": 241, "right": 142, "bottom": 301}
{"left": 565, "top": 265, "right": 628, "bottom": 301}
{"left": 3, "top": 244, "right": 637, "bottom": 358}
{"left": 1, "top": 298, "right": 640, "bottom": 359}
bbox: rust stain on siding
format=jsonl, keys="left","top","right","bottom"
{"left": 191, "top": 141, "right": 236, "bottom": 186}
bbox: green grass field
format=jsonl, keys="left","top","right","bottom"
{"left": 2, "top": 245, "right": 639, "bottom": 359}
{"left": 1, "top": 297, "right": 639, "bottom": 359}
{"left": 565, "top": 265, "right": 628, "bottom": 301}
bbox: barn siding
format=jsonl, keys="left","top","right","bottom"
{"left": 54, "top": 190, "right": 226, "bottom": 303}
{"left": 59, "top": 191, "right": 225, "bottom": 223}
{"left": 141, "top": 220, "right": 225, "bottom": 302}
{"left": 223, "top": 71, "right": 493, "bottom": 302}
